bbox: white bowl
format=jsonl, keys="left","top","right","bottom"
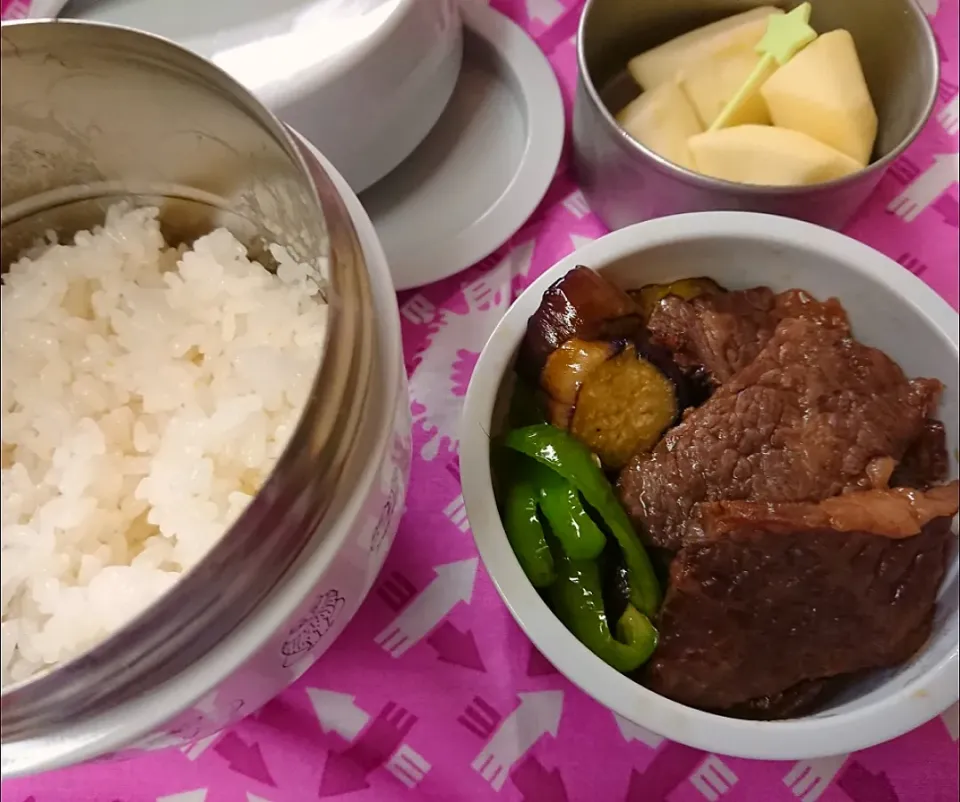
{"left": 64, "top": 0, "right": 463, "bottom": 193}
{"left": 460, "top": 213, "right": 960, "bottom": 760}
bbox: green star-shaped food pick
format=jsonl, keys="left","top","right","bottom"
{"left": 757, "top": 2, "right": 818, "bottom": 64}
{"left": 708, "top": 2, "right": 817, "bottom": 131}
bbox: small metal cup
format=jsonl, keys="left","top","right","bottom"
{"left": 573, "top": 0, "right": 939, "bottom": 231}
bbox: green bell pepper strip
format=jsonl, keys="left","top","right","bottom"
{"left": 548, "top": 550, "right": 658, "bottom": 673}
{"left": 527, "top": 460, "right": 606, "bottom": 560}
{"left": 501, "top": 471, "right": 556, "bottom": 588}
{"left": 502, "top": 424, "right": 662, "bottom": 617}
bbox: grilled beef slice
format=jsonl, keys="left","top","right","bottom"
{"left": 645, "top": 287, "right": 848, "bottom": 385}
{"left": 891, "top": 418, "right": 950, "bottom": 490}
{"left": 618, "top": 317, "right": 942, "bottom": 551}
{"left": 643, "top": 482, "right": 959, "bottom": 714}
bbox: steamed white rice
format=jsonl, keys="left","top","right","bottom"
{"left": 0, "top": 206, "right": 328, "bottom": 687}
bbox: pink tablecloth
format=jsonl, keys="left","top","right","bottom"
{"left": 3, "top": 1, "right": 959, "bottom": 801}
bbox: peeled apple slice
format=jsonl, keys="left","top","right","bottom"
{"left": 616, "top": 83, "right": 703, "bottom": 170}
{"left": 679, "top": 46, "right": 773, "bottom": 128}
{"left": 627, "top": 6, "right": 783, "bottom": 90}
{"left": 759, "top": 29, "right": 878, "bottom": 165}
{"left": 687, "top": 124, "right": 862, "bottom": 186}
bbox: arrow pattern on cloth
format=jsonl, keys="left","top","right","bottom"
{"left": 376, "top": 570, "right": 418, "bottom": 612}
{"left": 156, "top": 792, "right": 208, "bottom": 802}
{"left": 612, "top": 712, "right": 664, "bottom": 750}
{"left": 623, "top": 741, "right": 706, "bottom": 802}
{"left": 783, "top": 754, "right": 849, "bottom": 802}
{"left": 526, "top": 644, "right": 559, "bottom": 677}
{"left": 896, "top": 252, "right": 929, "bottom": 277}
{"left": 308, "top": 689, "right": 372, "bottom": 742}
{"left": 3, "top": 3, "right": 958, "bottom": 802}
{"left": 426, "top": 620, "right": 486, "bottom": 671}
{"left": 374, "top": 557, "right": 479, "bottom": 657}
{"left": 318, "top": 703, "right": 418, "bottom": 798}
{"left": 837, "top": 760, "right": 900, "bottom": 802}
{"left": 689, "top": 755, "right": 738, "bottom": 801}
{"left": 933, "top": 191, "right": 960, "bottom": 228}
{"left": 939, "top": 92, "right": 959, "bottom": 135}
{"left": 458, "top": 696, "right": 503, "bottom": 739}
{"left": 889, "top": 155, "right": 921, "bottom": 185}
{"left": 307, "top": 690, "right": 433, "bottom": 791}
{"left": 511, "top": 755, "right": 569, "bottom": 802}
{"left": 888, "top": 153, "right": 960, "bottom": 222}
{"left": 938, "top": 76, "right": 959, "bottom": 104}
{"left": 384, "top": 744, "right": 432, "bottom": 790}
{"left": 399, "top": 294, "right": 438, "bottom": 327}
{"left": 471, "top": 690, "right": 564, "bottom": 790}
{"left": 442, "top": 493, "right": 471, "bottom": 533}
{"left": 181, "top": 732, "right": 221, "bottom": 762}
{"left": 213, "top": 732, "right": 276, "bottom": 787}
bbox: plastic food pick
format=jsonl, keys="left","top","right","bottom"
{"left": 709, "top": 2, "right": 818, "bottom": 131}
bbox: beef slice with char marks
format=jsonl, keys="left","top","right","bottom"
{"left": 643, "top": 481, "right": 959, "bottom": 714}
{"left": 891, "top": 419, "right": 950, "bottom": 490}
{"left": 646, "top": 287, "right": 848, "bottom": 385}
{"left": 618, "top": 317, "right": 942, "bottom": 551}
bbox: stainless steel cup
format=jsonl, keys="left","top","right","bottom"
{"left": 573, "top": 0, "right": 940, "bottom": 231}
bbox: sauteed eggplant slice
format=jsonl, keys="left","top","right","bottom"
{"left": 630, "top": 277, "right": 725, "bottom": 319}
{"left": 569, "top": 346, "right": 678, "bottom": 469}
{"left": 517, "top": 266, "right": 643, "bottom": 384}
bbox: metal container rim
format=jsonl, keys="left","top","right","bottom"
{"left": 574, "top": 0, "right": 941, "bottom": 197}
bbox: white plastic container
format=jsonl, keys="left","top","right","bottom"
{"left": 460, "top": 213, "right": 960, "bottom": 760}
{"left": 63, "top": 0, "right": 464, "bottom": 192}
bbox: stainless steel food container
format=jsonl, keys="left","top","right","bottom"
{"left": 573, "top": 0, "right": 940, "bottom": 231}
{"left": 1, "top": 19, "right": 411, "bottom": 777}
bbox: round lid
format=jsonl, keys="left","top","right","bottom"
{"left": 359, "top": 1, "right": 564, "bottom": 291}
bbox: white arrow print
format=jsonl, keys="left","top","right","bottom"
{"left": 939, "top": 93, "right": 959, "bottom": 135}
{"left": 181, "top": 732, "right": 222, "bottom": 762}
{"left": 307, "top": 688, "right": 433, "bottom": 788}
{"left": 569, "top": 233, "right": 596, "bottom": 251}
{"left": 247, "top": 795, "right": 272, "bottom": 802}
{"left": 783, "top": 754, "right": 848, "bottom": 802}
{"left": 563, "top": 190, "right": 591, "bottom": 219}
{"left": 690, "top": 755, "right": 738, "bottom": 801}
{"left": 375, "top": 558, "right": 479, "bottom": 657}
{"left": 888, "top": 152, "right": 960, "bottom": 222}
{"left": 471, "top": 690, "right": 564, "bottom": 791}
{"left": 613, "top": 712, "right": 664, "bottom": 749}
{"left": 157, "top": 792, "right": 208, "bottom": 802}
{"left": 526, "top": 0, "right": 565, "bottom": 25}
{"left": 941, "top": 701, "right": 960, "bottom": 742}
{"left": 307, "top": 688, "right": 371, "bottom": 741}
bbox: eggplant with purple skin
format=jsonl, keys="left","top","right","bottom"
{"left": 517, "top": 266, "right": 644, "bottom": 386}
{"left": 541, "top": 339, "right": 622, "bottom": 428}
{"left": 518, "top": 267, "right": 706, "bottom": 468}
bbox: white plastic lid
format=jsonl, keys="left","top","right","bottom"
{"left": 62, "top": 0, "right": 405, "bottom": 105}
{"left": 360, "top": 1, "right": 564, "bottom": 290}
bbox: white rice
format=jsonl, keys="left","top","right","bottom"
{"left": 0, "top": 205, "right": 328, "bottom": 687}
